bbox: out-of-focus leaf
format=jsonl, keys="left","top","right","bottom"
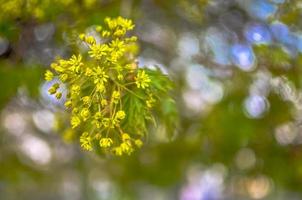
{"left": 0, "top": 62, "right": 43, "bottom": 108}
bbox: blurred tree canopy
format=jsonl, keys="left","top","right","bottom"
{"left": 1, "top": 0, "right": 302, "bottom": 200}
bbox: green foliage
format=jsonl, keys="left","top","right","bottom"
{"left": 146, "top": 68, "right": 178, "bottom": 139}
{"left": 0, "top": 62, "right": 43, "bottom": 109}
{"left": 254, "top": 45, "right": 291, "bottom": 71}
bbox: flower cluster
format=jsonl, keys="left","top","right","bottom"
{"left": 45, "top": 17, "right": 173, "bottom": 156}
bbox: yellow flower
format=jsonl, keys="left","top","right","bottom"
{"left": 53, "top": 83, "right": 60, "bottom": 89}
{"left": 115, "top": 110, "right": 126, "bottom": 120}
{"left": 94, "top": 112, "right": 102, "bottom": 120}
{"left": 94, "top": 133, "right": 102, "bottom": 140}
{"left": 51, "top": 62, "right": 64, "bottom": 73}
{"left": 71, "top": 84, "right": 81, "bottom": 96}
{"left": 85, "top": 67, "right": 93, "bottom": 76}
{"left": 117, "top": 17, "right": 135, "bottom": 31}
{"left": 101, "top": 30, "right": 111, "bottom": 37}
{"left": 44, "top": 70, "right": 54, "bottom": 81}
{"left": 105, "top": 17, "right": 118, "bottom": 30}
{"left": 101, "top": 99, "right": 108, "bottom": 107}
{"left": 79, "top": 33, "right": 86, "bottom": 40}
{"left": 134, "top": 139, "right": 143, "bottom": 148}
{"left": 122, "top": 133, "right": 131, "bottom": 141}
{"left": 99, "top": 138, "right": 113, "bottom": 148}
{"left": 95, "top": 26, "right": 102, "bottom": 32}
{"left": 126, "top": 36, "right": 138, "bottom": 42}
{"left": 69, "top": 55, "right": 83, "bottom": 73}
{"left": 48, "top": 83, "right": 60, "bottom": 94}
{"left": 113, "top": 146, "right": 123, "bottom": 156}
{"left": 72, "top": 108, "right": 79, "bottom": 114}
{"left": 135, "top": 70, "right": 151, "bottom": 89}
{"left": 113, "top": 29, "right": 126, "bottom": 37}
{"left": 112, "top": 91, "right": 120, "bottom": 104}
{"left": 110, "top": 39, "right": 125, "bottom": 51}
{"left": 59, "top": 74, "right": 68, "bottom": 82}
{"left": 93, "top": 67, "right": 109, "bottom": 84}
{"left": 48, "top": 86, "right": 57, "bottom": 95}
{"left": 100, "top": 118, "right": 116, "bottom": 129}
{"left": 96, "top": 83, "right": 105, "bottom": 93}
{"left": 102, "top": 118, "right": 110, "bottom": 127}
{"left": 55, "top": 92, "right": 62, "bottom": 99}
{"left": 117, "top": 73, "right": 123, "bottom": 80}
{"left": 93, "top": 120, "right": 102, "bottom": 129}
{"left": 146, "top": 95, "right": 156, "bottom": 108}
{"left": 82, "top": 96, "right": 91, "bottom": 105}
{"left": 71, "top": 115, "right": 81, "bottom": 128}
{"left": 88, "top": 44, "right": 109, "bottom": 60}
{"left": 80, "top": 132, "right": 93, "bottom": 151}
{"left": 64, "top": 100, "right": 72, "bottom": 108}
{"left": 120, "top": 142, "right": 133, "bottom": 154}
{"left": 85, "top": 36, "right": 96, "bottom": 45}
{"left": 80, "top": 108, "right": 90, "bottom": 121}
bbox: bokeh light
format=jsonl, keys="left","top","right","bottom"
{"left": 231, "top": 43, "right": 256, "bottom": 71}
{"left": 244, "top": 95, "right": 269, "bottom": 118}
{"left": 244, "top": 23, "right": 272, "bottom": 44}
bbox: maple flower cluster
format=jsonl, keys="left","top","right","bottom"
{"left": 45, "top": 17, "right": 160, "bottom": 155}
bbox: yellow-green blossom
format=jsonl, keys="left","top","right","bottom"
{"left": 48, "top": 86, "right": 57, "bottom": 95}
{"left": 80, "top": 132, "right": 93, "bottom": 151}
{"left": 122, "top": 133, "right": 131, "bottom": 141}
{"left": 120, "top": 142, "right": 133, "bottom": 154}
{"left": 45, "top": 17, "right": 174, "bottom": 156}
{"left": 55, "top": 92, "right": 62, "bottom": 99}
{"left": 115, "top": 110, "right": 126, "bottom": 120}
{"left": 101, "top": 30, "right": 111, "bottom": 37}
{"left": 71, "top": 115, "right": 81, "bottom": 128}
{"left": 134, "top": 139, "right": 143, "bottom": 148}
{"left": 85, "top": 36, "right": 96, "bottom": 45}
{"left": 59, "top": 74, "right": 68, "bottom": 82}
{"left": 146, "top": 95, "right": 156, "bottom": 108}
{"left": 112, "top": 91, "right": 120, "bottom": 104}
{"left": 94, "top": 112, "right": 102, "bottom": 120}
{"left": 113, "top": 146, "right": 123, "bottom": 156}
{"left": 100, "top": 138, "right": 113, "bottom": 148}
{"left": 101, "top": 99, "right": 108, "bottom": 107}
{"left": 45, "top": 70, "right": 54, "bottom": 81}
{"left": 80, "top": 108, "right": 90, "bottom": 121}
{"left": 89, "top": 44, "right": 109, "bottom": 60}
{"left": 85, "top": 67, "right": 93, "bottom": 76}
{"left": 102, "top": 118, "right": 110, "bottom": 128}
{"left": 71, "top": 84, "right": 81, "bottom": 96}
{"left": 69, "top": 55, "right": 83, "bottom": 73}
{"left": 79, "top": 33, "right": 86, "bottom": 40}
{"left": 135, "top": 70, "right": 151, "bottom": 89}
{"left": 64, "top": 100, "right": 72, "bottom": 108}
{"left": 82, "top": 96, "right": 91, "bottom": 105}
{"left": 96, "top": 84, "right": 105, "bottom": 93}
{"left": 93, "top": 67, "right": 109, "bottom": 84}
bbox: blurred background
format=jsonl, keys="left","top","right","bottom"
{"left": 1, "top": 0, "right": 302, "bottom": 199}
